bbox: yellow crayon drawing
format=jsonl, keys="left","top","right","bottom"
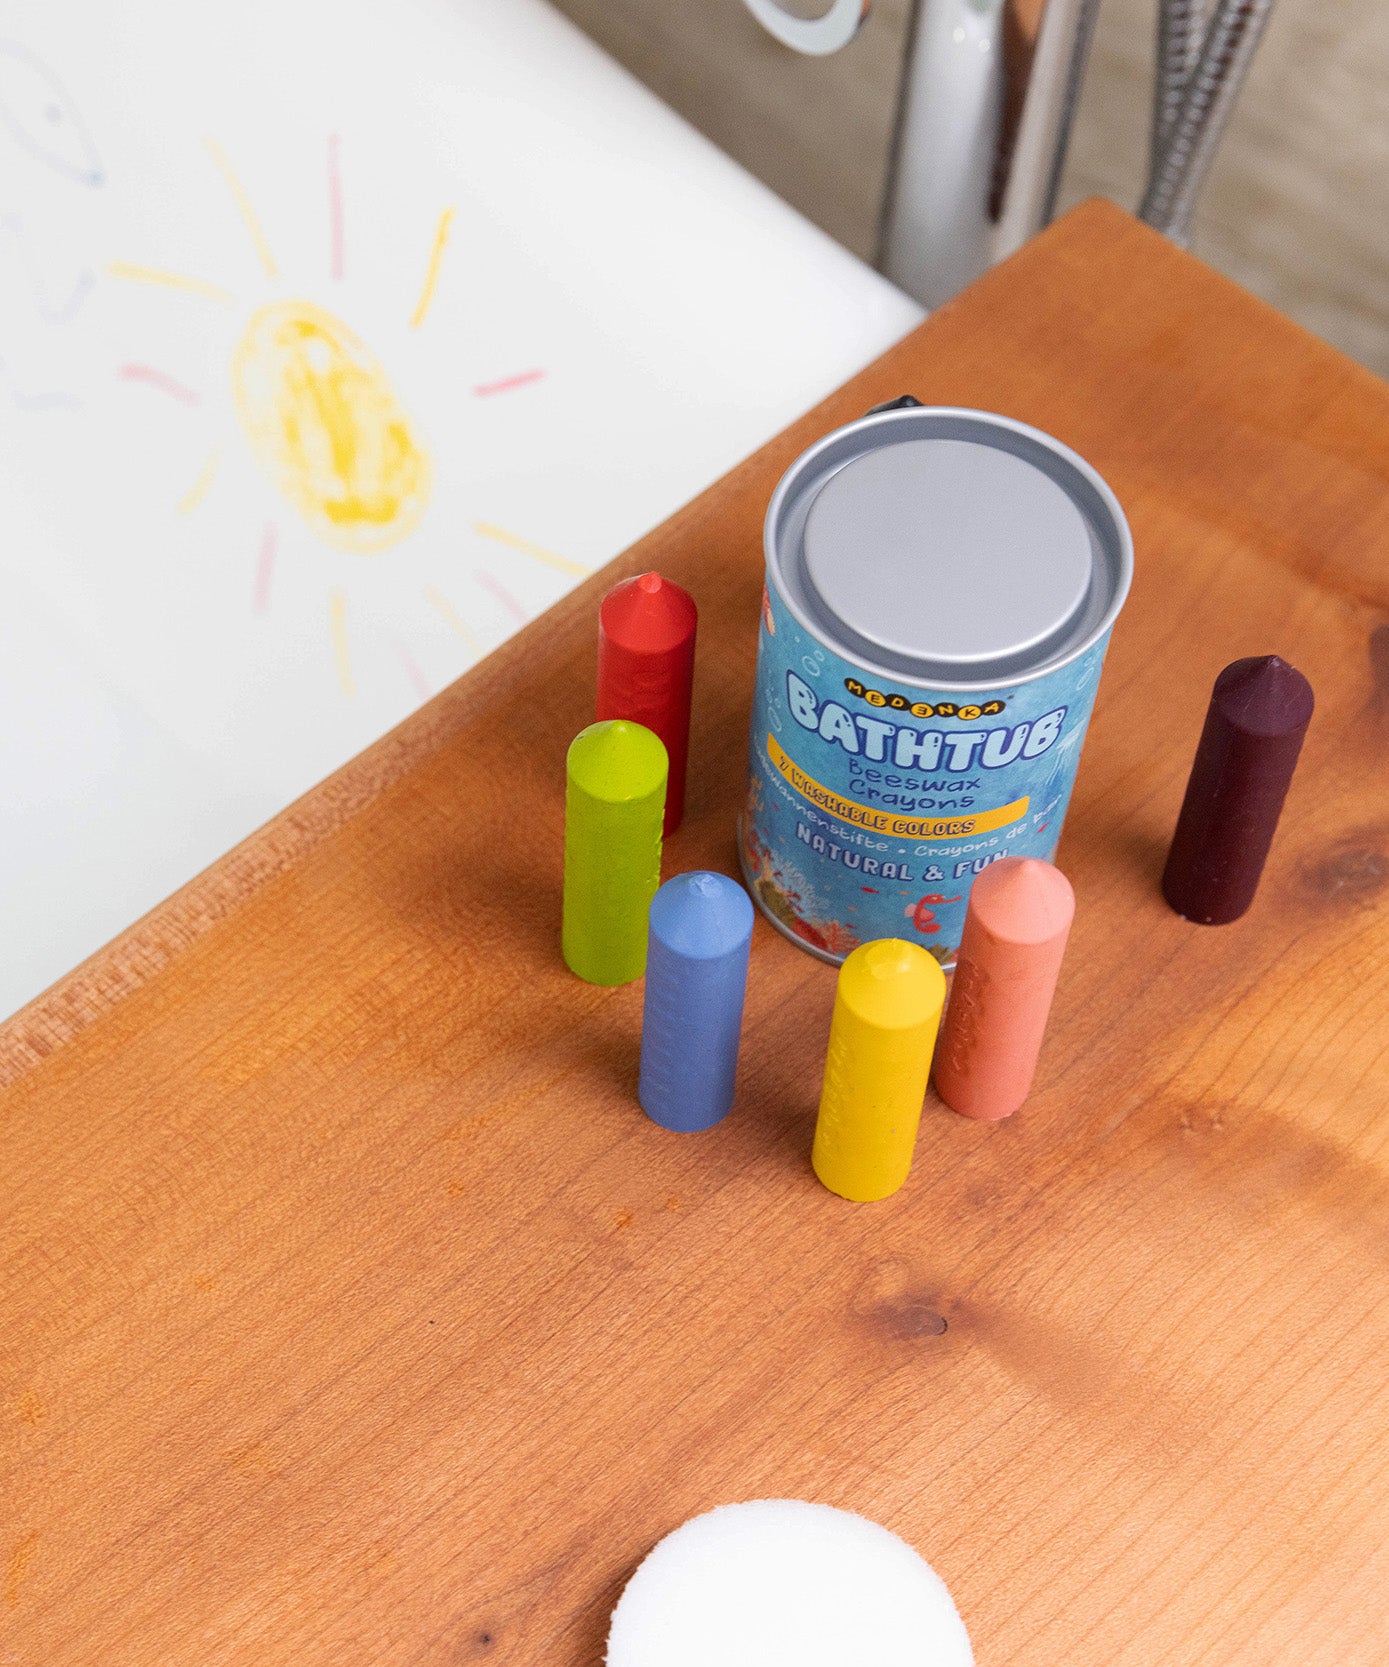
{"left": 410, "top": 206, "right": 454, "bottom": 329}
{"left": 423, "top": 584, "right": 480, "bottom": 652}
{"left": 107, "top": 260, "right": 236, "bottom": 306}
{"left": 205, "top": 136, "right": 278, "bottom": 278}
{"left": 110, "top": 136, "right": 560, "bottom": 702}
{"left": 177, "top": 445, "right": 221, "bottom": 514}
{"left": 232, "top": 300, "right": 430, "bottom": 552}
{"left": 472, "top": 519, "right": 588, "bottom": 577}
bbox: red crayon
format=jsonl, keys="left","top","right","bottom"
{"left": 597, "top": 572, "right": 697, "bottom": 834}
{"left": 1162, "top": 655, "right": 1314, "bottom": 925}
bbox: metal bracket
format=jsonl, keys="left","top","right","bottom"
{"left": 739, "top": 0, "right": 871, "bottom": 56}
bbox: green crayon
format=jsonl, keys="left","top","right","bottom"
{"left": 563, "top": 720, "right": 668, "bottom": 985}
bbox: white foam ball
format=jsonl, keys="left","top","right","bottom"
{"left": 606, "top": 1499, "right": 973, "bottom": 1666}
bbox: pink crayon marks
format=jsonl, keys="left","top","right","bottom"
{"left": 252, "top": 523, "right": 276, "bottom": 615}
{"left": 118, "top": 363, "right": 199, "bottom": 404}
{"left": 394, "top": 637, "right": 431, "bottom": 701}
{"left": 475, "top": 570, "right": 527, "bottom": 625}
{"left": 473, "top": 369, "right": 545, "bottom": 397}
{"left": 327, "top": 133, "right": 345, "bottom": 281}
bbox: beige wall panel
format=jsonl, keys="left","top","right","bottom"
{"left": 553, "top": 0, "right": 1387, "bottom": 376}
{"left": 548, "top": 0, "right": 914, "bottom": 259}
{"left": 1060, "top": 0, "right": 1389, "bottom": 377}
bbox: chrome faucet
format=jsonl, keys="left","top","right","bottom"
{"left": 740, "top": 0, "right": 1277, "bottom": 300}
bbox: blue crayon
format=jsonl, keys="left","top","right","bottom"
{"left": 639, "top": 871, "right": 754, "bottom": 1133}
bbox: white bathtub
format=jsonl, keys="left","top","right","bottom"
{"left": 0, "top": 0, "right": 922, "bottom": 1018}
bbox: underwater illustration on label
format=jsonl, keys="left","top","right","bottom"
{"left": 740, "top": 584, "right": 1111, "bottom": 965}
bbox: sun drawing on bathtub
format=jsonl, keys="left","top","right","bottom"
{"left": 232, "top": 296, "right": 430, "bottom": 554}
{"left": 109, "top": 136, "right": 584, "bottom": 696}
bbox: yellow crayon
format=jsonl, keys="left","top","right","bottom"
{"left": 812, "top": 939, "right": 947, "bottom": 1202}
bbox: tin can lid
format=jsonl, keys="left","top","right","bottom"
{"left": 766, "top": 407, "right": 1132, "bottom": 690}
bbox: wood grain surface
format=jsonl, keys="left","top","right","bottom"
{"left": 4, "top": 201, "right": 1389, "bottom": 1666}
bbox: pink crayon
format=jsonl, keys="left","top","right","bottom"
{"left": 933, "top": 857, "right": 1075, "bottom": 1121}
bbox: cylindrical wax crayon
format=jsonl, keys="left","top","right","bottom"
{"left": 812, "top": 939, "right": 946, "bottom": 1203}
{"left": 933, "top": 857, "right": 1075, "bottom": 1121}
{"left": 1162, "top": 655, "right": 1314, "bottom": 925}
{"left": 597, "top": 572, "right": 697, "bottom": 835}
{"left": 638, "top": 871, "right": 754, "bottom": 1132}
{"left": 563, "top": 720, "right": 667, "bottom": 986}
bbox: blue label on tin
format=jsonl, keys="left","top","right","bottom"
{"left": 740, "top": 583, "right": 1111, "bottom": 963}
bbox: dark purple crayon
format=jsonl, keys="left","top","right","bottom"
{"left": 1161, "top": 656, "right": 1314, "bottom": 924}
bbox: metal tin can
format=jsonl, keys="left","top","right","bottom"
{"left": 740, "top": 405, "right": 1133, "bottom": 966}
